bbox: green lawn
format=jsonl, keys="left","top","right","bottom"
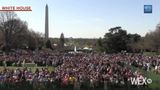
{"left": 0, "top": 66, "right": 55, "bottom": 72}
{"left": 143, "top": 52, "right": 160, "bottom": 56}
{"left": 0, "top": 66, "right": 160, "bottom": 90}
{"left": 128, "top": 65, "right": 160, "bottom": 90}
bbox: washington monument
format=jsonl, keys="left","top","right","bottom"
{"left": 45, "top": 4, "right": 49, "bottom": 39}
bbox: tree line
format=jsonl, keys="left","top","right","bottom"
{"left": 0, "top": 12, "right": 67, "bottom": 52}
{"left": 97, "top": 25, "right": 160, "bottom": 53}
{"left": 1, "top": 12, "right": 160, "bottom": 53}
{"left": 0, "top": 12, "right": 44, "bottom": 51}
{"left": 135, "top": 24, "right": 160, "bottom": 52}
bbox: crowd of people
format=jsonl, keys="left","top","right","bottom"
{"left": 0, "top": 50, "right": 160, "bottom": 90}
{"left": 0, "top": 50, "right": 64, "bottom": 67}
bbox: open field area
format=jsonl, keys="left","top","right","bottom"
{"left": 0, "top": 66, "right": 55, "bottom": 73}
{"left": 0, "top": 1, "right": 160, "bottom": 89}
{"left": 128, "top": 65, "right": 160, "bottom": 90}
{"left": 0, "top": 64, "right": 160, "bottom": 90}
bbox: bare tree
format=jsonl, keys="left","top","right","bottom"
{"left": 0, "top": 30, "right": 4, "bottom": 48}
{"left": 0, "top": 12, "right": 45, "bottom": 51}
{"left": 0, "top": 12, "right": 29, "bottom": 51}
{"left": 141, "top": 24, "right": 160, "bottom": 52}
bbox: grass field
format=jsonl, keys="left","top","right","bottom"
{"left": 0, "top": 66, "right": 55, "bottom": 72}
{"left": 143, "top": 52, "right": 160, "bottom": 56}
{"left": 128, "top": 65, "right": 160, "bottom": 90}
{"left": 0, "top": 66, "right": 160, "bottom": 90}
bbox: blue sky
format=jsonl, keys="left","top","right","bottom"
{"left": 0, "top": 0, "right": 160, "bottom": 38}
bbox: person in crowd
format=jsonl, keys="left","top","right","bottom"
{"left": 0, "top": 50, "right": 160, "bottom": 89}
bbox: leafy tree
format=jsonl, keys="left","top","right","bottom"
{"left": 28, "top": 30, "right": 45, "bottom": 50}
{"left": 98, "top": 26, "right": 141, "bottom": 53}
{"left": 59, "top": 33, "right": 65, "bottom": 48}
{"left": 103, "top": 27, "right": 128, "bottom": 53}
{"left": 96, "top": 37, "right": 105, "bottom": 52}
{"left": 46, "top": 39, "right": 52, "bottom": 50}
{"left": 127, "top": 34, "right": 141, "bottom": 52}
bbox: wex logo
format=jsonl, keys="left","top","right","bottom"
{"left": 130, "top": 77, "right": 152, "bottom": 85}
